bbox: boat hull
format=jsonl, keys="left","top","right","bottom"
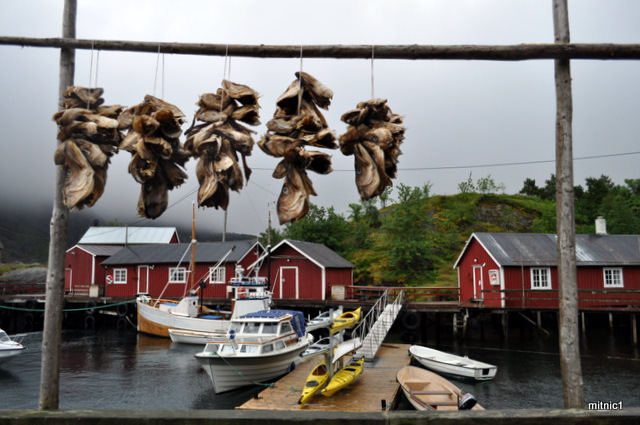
{"left": 136, "top": 298, "right": 229, "bottom": 338}
{"left": 196, "top": 343, "right": 309, "bottom": 393}
{"left": 0, "top": 347, "right": 25, "bottom": 362}
{"left": 397, "top": 366, "right": 484, "bottom": 411}
{"left": 409, "top": 345, "right": 497, "bottom": 381}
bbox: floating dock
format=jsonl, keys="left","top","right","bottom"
{"left": 238, "top": 343, "right": 411, "bottom": 412}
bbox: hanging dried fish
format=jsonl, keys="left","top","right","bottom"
{"left": 259, "top": 72, "right": 337, "bottom": 225}
{"left": 119, "top": 95, "right": 189, "bottom": 219}
{"left": 339, "top": 98, "right": 405, "bottom": 200}
{"left": 52, "top": 86, "right": 123, "bottom": 210}
{"left": 184, "top": 80, "right": 260, "bottom": 210}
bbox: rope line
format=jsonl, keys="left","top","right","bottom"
{"left": 0, "top": 299, "right": 136, "bottom": 313}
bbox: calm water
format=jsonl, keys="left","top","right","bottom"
{"left": 1, "top": 323, "right": 639, "bottom": 410}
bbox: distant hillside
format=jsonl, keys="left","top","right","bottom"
{"left": 346, "top": 193, "right": 558, "bottom": 287}
{"left": 0, "top": 204, "right": 256, "bottom": 264}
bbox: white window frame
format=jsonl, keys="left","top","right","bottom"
{"left": 603, "top": 268, "right": 623, "bottom": 288}
{"left": 530, "top": 267, "right": 551, "bottom": 290}
{"left": 113, "top": 268, "right": 127, "bottom": 284}
{"left": 488, "top": 269, "right": 500, "bottom": 286}
{"left": 169, "top": 267, "right": 187, "bottom": 283}
{"left": 209, "top": 266, "right": 226, "bottom": 284}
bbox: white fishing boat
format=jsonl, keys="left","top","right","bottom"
{"left": 409, "top": 345, "right": 497, "bottom": 381}
{"left": 0, "top": 328, "right": 26, "bottom": 364}
{"left": 306, "top": 306, "right": 343, "bottom": 332}
{"left": 397, "top": 366, "right": 482, "bottom": 411}
{"left": 138, "top": 267, "right": 271, "bottom": 339}
{"left": 195, "top": 309, "right": 312, "bottom": 393}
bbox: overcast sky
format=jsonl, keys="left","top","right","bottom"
{"left": 1, "top": 0, "right": 639, "bottom": 237}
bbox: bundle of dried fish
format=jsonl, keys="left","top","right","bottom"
{"left": 52, "top": 86, "right": 123, "bottom": 210}
{"left": 184, "top": 80, "right": 260, "bottom": 210}
{"left": 339, "top": 98, "right": 405, "bottom": 200}
{"left": 259, "top": 72, "right": 337, "bottom": 224}
{"left": 119, "top": 95, "right": 189, "bottom": 218}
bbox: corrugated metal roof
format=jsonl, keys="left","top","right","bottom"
{"left": 102, "top": 240, "right": 258, "bottom": 265}
{"left": 75, "top": 244, "right": 124, "bottom": 257}
{"left": 279, "top": 239, "right": 354, "bottom": 269}
{"left": 78, "top": 226, "right": 178, "bottom": 245}
{"left": 470, "top": 232, "right": 640, "bottom": 267}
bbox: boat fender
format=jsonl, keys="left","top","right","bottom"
{"left": 116, "top": 317, "right": 128, "bottom": 330}
{"left": 289, "top": 361, "right": 296, "bottom": 373}
{"left": 458, "top": 393, "right": 477, "bottom": 410}
{"left": 402, "top": 311, "right": 421, "bottom": 330}
{"left": 117, "top": 303, "right": 129, "bottom": 317}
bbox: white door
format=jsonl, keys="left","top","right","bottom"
{"left": 138, "top": 265, "right": 149, "bottom": 294}
{"left": 473, "top": 265, "right": 483, "bottom": 300}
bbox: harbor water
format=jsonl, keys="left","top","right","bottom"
{"left": 1, "top": 320, "right": 639, "bottom": 410}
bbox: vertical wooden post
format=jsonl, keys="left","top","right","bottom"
{"left": 553, "top": 0, "right": 584, "bottom": 408}
{"left": 632, "top": 314, "right": 638, "bottom": 347}
{"left": 39, "top": 0, "right": 76, "bottom": 410}
{"left": 581, "top": 311, "right": 586, "bottom": 335}
{"left": 609, "top": 312, "right": 614, "bottom": 328}
{"left": 452, "top": 313, "right": 458, "bottom": 337}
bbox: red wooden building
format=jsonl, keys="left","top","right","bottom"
{"left": 260, "top": 239, "right": 355, "bottom": 301}
{"left": 101, "top": 240, "right": 263, "bottom": 298}
{"left": 64, "top": 226, "right": 179, "bottom": 295}
{"left": 454, "top": 230, "right": 640, "bottom": 309}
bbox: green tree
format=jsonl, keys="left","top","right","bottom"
{"left": 282, "top": 204, "right": 349, "bottom": 254}
{"left": 520, "top": 178, "right": 541, "bottom": 197}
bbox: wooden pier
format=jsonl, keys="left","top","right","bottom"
{"left": 238, "top": 343, "right": 411, "bottom": 412}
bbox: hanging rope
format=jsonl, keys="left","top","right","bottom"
{"left": 370, "top": 45, "right": 375, "bottom": 99}
{"left": 153, "top": 45, "right": 162, "bottom": 97}
{"left": 296, "top": 45, "right": 303, "bottom": 116}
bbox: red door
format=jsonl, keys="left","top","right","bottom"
{"left": 473, "top": 265, "right": 483, "bottom": 300}
{"left": 279, "top": 267, "right": 298, "bottom": 299}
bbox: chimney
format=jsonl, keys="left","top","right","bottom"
{"left": 595, "top": 216, "right": 607, "bottom": 235}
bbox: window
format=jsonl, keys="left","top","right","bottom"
{"left": 279, "top": 322, "right": 293, "bottom": 335}
{"left": 169, "top": 267, "right": 186, "bottom": 283}
{"left": 603, "top": 268, "right": 623, "bottom": 288}
{"left": 530, "top": 268, "right": 551, "bottom": 290}
{"left": 244, "top": 322, "right": 261, "bottom": 334}
{"left": 488, "top": 269, "right": 500, "bottom": 286}
{"left": 113, "top": 268, "right": 127, "bottom": 284}
{"left": 209, "top": 266, "right": 225, "bottom": 284}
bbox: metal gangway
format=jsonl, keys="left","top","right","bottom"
{"left": 352, "top": 289, "right": 405, "bottom": 361}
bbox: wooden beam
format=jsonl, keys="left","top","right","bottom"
{"left": 2, "top": 36, "right": 640, "bottom": 60}
{"left": 38, "top": 0, "right": 75, "bottom": 411}
{"left": 553, "top": 0, "right": 584, "bottom": 409}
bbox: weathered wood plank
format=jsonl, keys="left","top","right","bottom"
{"left": 2, "top": 36, "right": 640, "bottom": 60}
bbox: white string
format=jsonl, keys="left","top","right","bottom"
{"left": 94, "top": 50, "right": 100, "bottom": 88}
{"left": 370, "top": 45, "right": 375, "bottom": 99}
{"left": 297, "top": 45, "right": 303, "bottom": 115}
{"left": 88, "top": 40, "right": 94, "bottom": 89}
{"left": 161, "top": 53, "right": 165, "bottom": 98}
{"left": 153, "top": 45, "right": 161, "bottom": 96}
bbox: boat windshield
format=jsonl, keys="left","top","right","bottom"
{"left": 0, "top": 331, "right": 9, "bottom": 342}
{"left": 240, "top": 344, "right": 259, "bottom": 354}
{"left": 262, "top": 323, "right": 278, "bottom": 334}
{"left": 244, "top": 322, "right": 261, "bottom": 334}
{"left": 203, "top": 343, "right": 219, "bottom": 354}
{"left": 279, "top": 322, "right": 293, "bottom": 336}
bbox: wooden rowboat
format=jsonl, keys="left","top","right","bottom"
{"left": 397, "top": 366, "right": 483, "bottom": 411}
{"left": 330, "top": 307, "right": 362, "bottom": 334}
{"left": 320, "top": 355, "right": 365, "bottom": 397}
{"left": 409, "top": 345, "right": 497, "bottom": 381}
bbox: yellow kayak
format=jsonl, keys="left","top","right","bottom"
{"left": 298, "top": 360, "right": 329, "bottom": 406}
{"left": 320, "top": 356, "right": 365, "bottom": 397}
{"left": 330, "top": 307, "right": 362, "bottom": 334}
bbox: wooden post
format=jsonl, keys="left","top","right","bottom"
{"left": 452, "top": 313, "right": 458, "bottom": 337}
{"left": 553, "top": 0, "right": 584, "bottom": 408}
{"left": 632, "top": 314, "right": 638, "bottom": 347}
{"left": 609, "top": 312, "right": 614, "bottom": 328}
{"left": 39, "top": 0, "right": 75, "bottom": 410}
{"left": 581, "top": 311, "right": 586, "bottom": 335}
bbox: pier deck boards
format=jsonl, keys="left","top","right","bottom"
{"left": 238, "top": 343, "right": 410, "bottom": 412}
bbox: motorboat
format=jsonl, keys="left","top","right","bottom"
{"left": 0, "top": 328, "right": 26, "bottom": 364}
{"left": 409, "top": 345, "right": 497, "bottom": 381}
{"left": 397, "top": 365, "right": 483, "bottom": 411}
{"left": 195, "top": 309, "right": 312, "bottom": 393}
